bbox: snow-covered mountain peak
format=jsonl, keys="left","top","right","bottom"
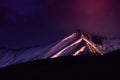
{"left": 0, "top": 30, "right": 120, "bottom": 68}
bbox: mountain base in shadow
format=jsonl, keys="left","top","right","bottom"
{"left": 0, "top": 49, "right": 120, "bottom": 80}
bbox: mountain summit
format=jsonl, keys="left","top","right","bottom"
{"left": 46, "top": 30, "right": 120, "bottom": 58}
{"left": 0, "top": 30, "right": 120, "bottom": 68}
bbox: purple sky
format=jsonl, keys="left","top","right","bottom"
{"left": 48, "top": 0, "right": 120, "bottom": 36}
{"left": 0, "top": 0, "right": 120, "bottom": 48}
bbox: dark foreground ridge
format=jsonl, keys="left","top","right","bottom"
{"left": 0, "top": 49, "right": 120, "bottom": 80}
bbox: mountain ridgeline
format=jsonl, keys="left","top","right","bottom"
{"left": 0, "top": 30, "right": 120, "bottom": 68}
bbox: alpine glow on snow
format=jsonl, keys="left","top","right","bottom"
{"left": 0, "top": 31, "right": 119, "bottom": 68}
